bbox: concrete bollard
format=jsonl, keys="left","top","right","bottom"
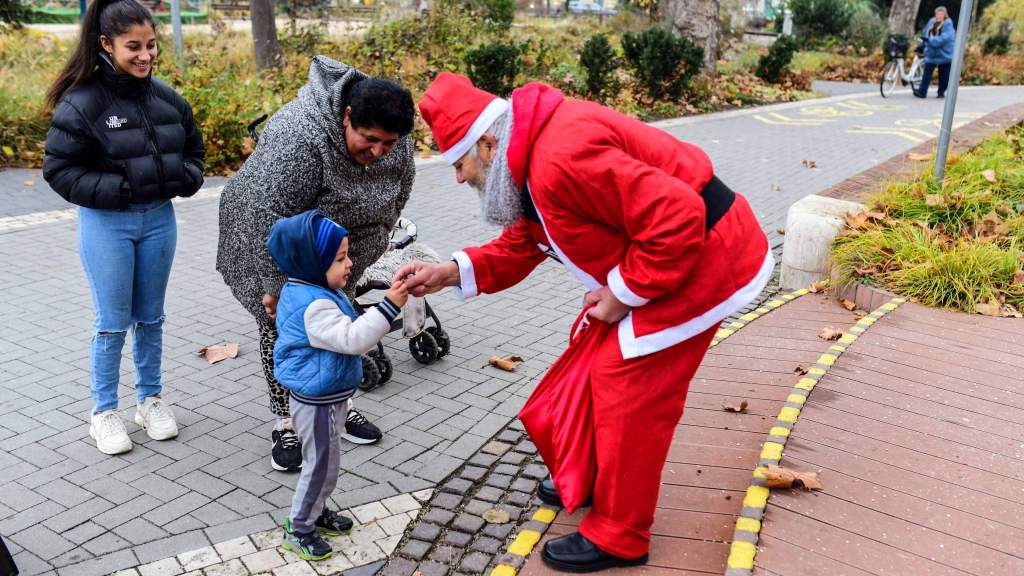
{"left": 780, "top": 194, "right": 865, "bottom": 290}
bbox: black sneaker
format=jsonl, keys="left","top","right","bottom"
{"left": 315, "top": 508, "right": 354, "bottom": 536}
{"left": 342, "top": 409, "right": 382, "bottom": 445}
{"left": 271, "top": 428, "right": 302, "bottom": 472}
{"left": 282, "top": 517, "right": 332, "bottom": 561}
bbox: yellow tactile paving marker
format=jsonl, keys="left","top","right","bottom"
{"left": 724, "top": 297, "right": 906, "bottom": 576}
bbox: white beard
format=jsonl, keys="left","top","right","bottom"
{"left": 470, "top": 110, "right": 523, "bottom": 227}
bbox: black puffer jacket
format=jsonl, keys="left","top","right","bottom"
{"left": 43, "top": 57, "right": 205, "bottom": 209}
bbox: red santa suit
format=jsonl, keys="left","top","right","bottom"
{"left": 419, "top": 73, "right": 772, "bottom": 559}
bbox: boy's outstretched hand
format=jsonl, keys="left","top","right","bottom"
{"left": 387, "top": 278, "right": 409, "bottom": 308}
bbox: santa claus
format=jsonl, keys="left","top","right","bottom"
{"left": 396, "top": 73, "right": 772, "bottom": 572}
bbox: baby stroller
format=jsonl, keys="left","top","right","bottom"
{"left": 247, "top": 114, "right": 453, "bottom": 391}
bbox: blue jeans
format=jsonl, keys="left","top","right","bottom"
{"left": 78, "top": 200, "right": 176, "bottom": 414}
{"left": 919, "top": 61, "right": 951, "bottom": 97}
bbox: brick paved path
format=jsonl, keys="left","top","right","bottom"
{"left": 519, "top": 295, "right": 1024, "bottom": 576}
{"left": 1, "top": 86, "right": 1022, "bottom": 575}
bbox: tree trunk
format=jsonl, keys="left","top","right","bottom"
{"left": 886, "top": 0, "right": 922, "bottom": 39}
{"left": 250, "top": 0, "right": 280, "bottom": 71}
{"left": 663, "top": 0, "right": 720, "bottom": 72}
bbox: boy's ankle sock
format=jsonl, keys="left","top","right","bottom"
{"left": 274, "top": 417, "right": 292, "bottom": 431}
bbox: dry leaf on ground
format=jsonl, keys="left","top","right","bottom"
{"left": 794, "top": 366, "right": 808, "bottom": 375}
{"left": 982, "top": 169, "right": 997, "bottom": 183}
{"left": 482, "top": 509, "right": 511, "bottom": 524}
{"left": 853, "top": 309, "right": 868, "bottom": 318}
{"left": 802, "top": 159, "right": 818, "bottom": 169}
{"left": 772, "top": 184, "right": 781, "bottom": 192}
{"left": 818, "top": 327, "right": 843, "bottom": 341}
{"left": 1003, "top": 304, "right": 1023, "bottom": 318}
{"left": 487, "top": 355, "right": 524, "bottom": 372}
{"left": 907, "top": 152, "right": 932, "bottom": 161}
{"left": 975, "top": 300, "right": 1002, "bottom": 316}
{"left": 197, "top": 342, "right": 239, "bottom": 365}
{"left": 1014, "top": 270, "right": 1024, "bottom": 285}
{"left": 723, "top": 400, "right": 749, "bottom": 413}
{"left": 762, "top": 465, "right": 822, "bottom": 490}
{"left": 777, "top": 228, "right": 785, "bottom": 235}
{"left": 841, "top": 299, "right": 857, "bottom": 311}
{"left": 844, "top": 211, "right": 869, "bottom": 229}
{"left": 925, "top": 194, "right": 946, "bottom": 207}
{"left": 23, "top": 180, "right": 34, "bottom": 186}
{"left": 808, "top": 280, "right": 828, "bottom": 293}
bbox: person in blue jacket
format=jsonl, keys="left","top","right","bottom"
{"left": 916, "top": 6, "right": 955, "bottom": 98}
{"left": 267, "top": 210, "right": 407, "bottom": 561}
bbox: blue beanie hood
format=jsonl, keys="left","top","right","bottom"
{"left": 268, "top": 210, "right": 349, "bottom": 288}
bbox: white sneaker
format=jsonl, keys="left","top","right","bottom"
{"left": 90, "top": 411, "right": 133, "bottom": 455}
{"left": 135, "top": 396, "right": 179, "bottom": 441}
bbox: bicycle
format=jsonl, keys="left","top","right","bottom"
{"left": 880, "top": 34, "right": 924, "bottom": 98}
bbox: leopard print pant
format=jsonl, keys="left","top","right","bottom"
{"left": 256, "top": 319, "right": 290, "bottom": 418}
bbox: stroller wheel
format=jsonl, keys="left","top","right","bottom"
{"left": 373, "top": 349, "right": 393, "bottom": 385}
{"left": 409, "top": 331, "right": 440, "bottom": 364}
{"left": 426, "top": 326, "right": 451, "bottom": 358}
{"left": 359, "top": 354, "right": 381, "bottom": 391}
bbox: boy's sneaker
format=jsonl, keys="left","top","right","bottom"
{"left": 135, "top": 396, "right": 179, "bottom": 441}
{"left": 271, "top": 427, "right": 302, "bottom": 472}
{"left": 90, "top": 411, "right": 133, "bottom": 455}
{"left": 314, "top": 509, "right": 353, "bottom": 537}
{"left": 342, "top": 409, "right": 382, "bottom": 445}
{"left": 282, "top": 519, "right": 332, "bottom": 561}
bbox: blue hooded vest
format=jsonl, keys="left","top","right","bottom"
{"left": 268, "top": 211, "right": 362, "bottom": 404}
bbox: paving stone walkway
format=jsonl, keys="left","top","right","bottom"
{"left": 1, "top": 86, "right": 1022, "bottom": 576}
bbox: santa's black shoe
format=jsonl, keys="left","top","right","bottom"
{"left": 538, "top": 477, "right": 592, "bottom": 508}
{"left": 541, "top": 532, "right": 648, "bottom": 573}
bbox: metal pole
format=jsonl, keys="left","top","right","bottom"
{"left": 80, "top": 0, "right": 87, "bottom": 20}
{"left": 171, "top": 0, "right": 185, "bottom": 71}
{"left": 933, "top": 0, "right": 973, "bottom": 184}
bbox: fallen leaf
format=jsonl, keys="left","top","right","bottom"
{"left": 793, "top": 366, "right": 808, "bottom": 375}
{"left": 1, "top": 146, "right": 13, "bottom": 157}
{"left": 762, "top": 465, "right": 822, "bottom": 490}
{"left": 23, "top": 180, "right": 34, "bottom": 186}
{"left": 982, "top": 169, "right": 997, "bottom": 183}
{"left": 772, "top": 184, "right": 781, "bottom": 192}
{"left": 841, "top": 299, "right": 857, "bottom": 311}
{"left": 723, "top": 399, "right": 749, "bottom": 413}
{"left": 1003, "top": 304, "right": 1023, "bottom": 318}
{"left": 777, "top": 228, "right": 785, "bottom": 235}
{"left": 844, "top": 211, "right": 869, "bottom": 229}
{"left": 865, "top": 211, "right": 886, "bottom": 222}
{"left": 808, "top": 280, "right": 828, "bottom": 293}
{"left": 482, "top": 509, "right": 511, "bottom": 524}
{"left": 1014, "top": 270, "right": 1024, "bottom": 285}
{"left": 975, "top": 300, "right": 1002, "bottom": 316}
{"left": 907, "top": 152, "right": 932, "bottom": 161}
{"left": 853, "top": 309, "right": 868, "bottom": 318}
{"left": 197, "top": 342, "right": 239, "bottom": 365}
{"left": 818, "top": 326, "right": 843, "bottom": 341}
{"left": 802, "top": 159, "right": 818, "bottom": 169}
{"left": 925, "top": 194, "right": 946, "bottom": 207}
{"left": 487, "top": 355, "right": 523, "bottom": 372}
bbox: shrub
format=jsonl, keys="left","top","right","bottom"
{"left": 983, "top": 32, "right": 1011, "bottom": 55}
{"left": 789, "top": 0, "right": 853, "bottom": 43}
{"left": 464, "top": 43, "right": 521, "bottom": 96}
{"left": 579, "top": 34, "right": 620, "bottom": 102}
{"left": 978, "top": 0, "right": 1024, "bottom": 54}
{"left": 756, "top": 35, "right": 798, "bottom": 83}
{"left": 460, "top": 0, "right": 515, "bottom": 32}
{"left": 846, "top": 5, "right": 885, "bottom": 51}
{"left": 621, "top": 27, "right": 703, "bottom": 101}
{"left": 0, "top": 0, "right": 30, "bottom": 30}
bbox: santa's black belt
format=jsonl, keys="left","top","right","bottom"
{"left": 701, "top": 175, "right": 735, "bottom": 233}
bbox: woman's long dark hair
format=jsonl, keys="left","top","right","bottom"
{"left": 45, "top": 0, "right": 155, "bottom": 109}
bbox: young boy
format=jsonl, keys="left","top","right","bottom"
{"left": 267, "top": 210, "right": 408, "bottom": 560}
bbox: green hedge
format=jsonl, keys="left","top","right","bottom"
{"left": 28, "top": 7, "right": 208, "bottom": 24}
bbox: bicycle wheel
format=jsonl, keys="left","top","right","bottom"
{"left": 909, "top": 60, "right": 925, "bottom": 94}
{"left": 880, "top": 60, "right": 900, "bottom": 98}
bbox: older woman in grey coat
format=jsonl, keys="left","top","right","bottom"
{"left": 217, "top": 56, "right": 415, "bottom": 472}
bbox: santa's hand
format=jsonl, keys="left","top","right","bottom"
{"left": 585, "top": 286, "right": 631, "bottom": 323}
{"left": 394, "top": 260, "right": 460, "bottom": 297}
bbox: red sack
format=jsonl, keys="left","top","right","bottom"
{"left": 518, "top": 308, "right": 611, "bottom": 513}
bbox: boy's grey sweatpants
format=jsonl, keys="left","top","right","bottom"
{"left": 289, "top": 397, "right": 350, "bottom": 534}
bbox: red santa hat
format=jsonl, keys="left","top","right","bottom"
{"left": 419, "top": 72, "right": 510, "bottom": 165}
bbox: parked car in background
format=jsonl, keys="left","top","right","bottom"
{"left": 567, "top": 0, "right": 617, "bottom": 16}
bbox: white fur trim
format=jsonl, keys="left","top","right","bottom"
{"left": 442, "top": 98, "right": 511, "bottom": 165}
{"left": 607, "top": 265, "right": 650, "bottom": 307}
{"left": 617, "top": 248, "right": 775, "bottom": 359}
{"left": 527, "top": 185, "right": 601, "bottom": 291}
{"left": 451, "top": 250, "right": 479, "bottom": 301}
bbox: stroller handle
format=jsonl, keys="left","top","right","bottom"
{"left": 247, "top": 114, "right": 269, "bottom": 143}
{"left": 391, "top": 217, "right": 418, "bottom": 249}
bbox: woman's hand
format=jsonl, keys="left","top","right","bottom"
{"left": 584, "top": 286, "right": 631, "bottom": 323}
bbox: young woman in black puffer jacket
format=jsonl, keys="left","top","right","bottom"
{"left": 43, "top": 0, "right": 204, "bottom": 456}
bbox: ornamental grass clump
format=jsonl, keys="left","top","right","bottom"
{"left": 831, "top": 126, "right": 1024, "bottom": 316}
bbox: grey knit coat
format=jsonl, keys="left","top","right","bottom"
{"left": 216, "top": 56, "right": 415, "bottom": 320}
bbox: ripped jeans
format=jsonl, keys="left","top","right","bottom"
{"left": 78, "top": 200, "right": 176, "bottom": 414}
